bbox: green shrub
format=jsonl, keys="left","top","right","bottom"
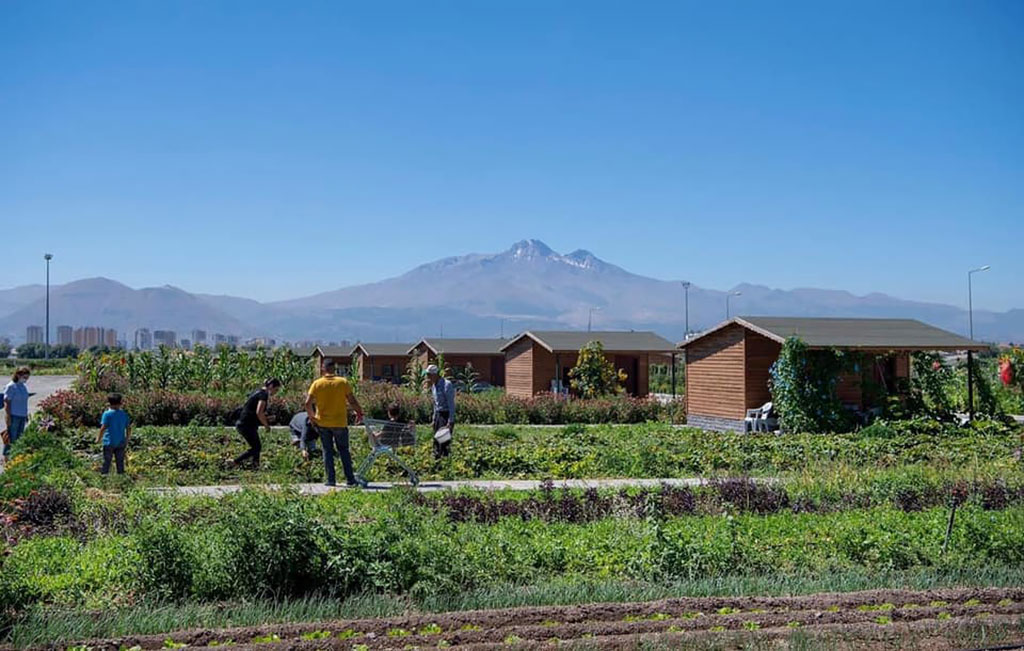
{"left": 41, "top": 386, "right": 667, "bottom": 429}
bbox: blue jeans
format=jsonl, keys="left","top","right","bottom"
{"left": 102, "top": 444, "right": 127, "bottom": 474}
{"left": 4, "top": 415, "right": 27, "bottom": 457}
{"left": 319, "top": 426, "right": 356, "bottom": 485}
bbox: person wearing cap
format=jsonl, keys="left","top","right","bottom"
{"left": 425, "top": 364, "right": 455, "bottom": 459}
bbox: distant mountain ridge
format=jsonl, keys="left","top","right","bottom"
{"left": 0, "top": 240, "right": 1021, "bottom": 344}
{"left": 0, "top": 278, "right": 247, "bottom": 342}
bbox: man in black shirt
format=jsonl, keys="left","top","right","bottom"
{"left": 232, "top": 378, "right": 282, "bottom": 469}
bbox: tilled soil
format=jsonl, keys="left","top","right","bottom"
{"left": 53, "top": 587, "right": 1024, "bottom": 651}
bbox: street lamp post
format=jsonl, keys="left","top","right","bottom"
{"left": 44, "top": 254, "right": 53, "bottom": 359}
{"left": 968, "top": 265, "right": 990, "bottom": 341}
{"left": 681, "top": 281, "right": 691, "bottom": 338}
{"left": 726, "top": 291, "right": 741, "bottom": 320}
{"left": 966, "top": 265, "right": 990, "bottom": 421}
{"left": 588, "top": 307, "right": 601, "bottom": 333}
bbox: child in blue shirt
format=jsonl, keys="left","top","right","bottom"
{"left": 97, "top": 393, "right": 131, "bottom": 475}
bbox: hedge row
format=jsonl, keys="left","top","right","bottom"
{"left": 39, "top": 383, "right": 674, "bottom": 428}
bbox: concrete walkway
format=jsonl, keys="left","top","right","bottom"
{"left": 27, "top": 375, "right": 75, "bottom": 415}
{"left": 152, "top": 477, "right": 711, "bottom": 497}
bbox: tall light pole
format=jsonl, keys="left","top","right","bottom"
{"left": 966, "top": 265, "right": 990, "bottom": 422}
{"left": 500, "top": 318, "right": 506, "bottom": 339}
{"left": 588, "top": 307, "right": 601, "bottom": 333}
{"left": 726, "top": 291, "right": 741, "bottom": 320}
{"left": 967, "top": 265, "right": 990, "bottom": 340}
{"left": 44, "top": 254, "right": 53, "bottom": 359}
{"left": 681, "top": 281, "right": 691, "bottom": 338}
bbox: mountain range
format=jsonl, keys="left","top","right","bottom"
{"left": 1, "top": 239, "right": 1021, "bottom": 344}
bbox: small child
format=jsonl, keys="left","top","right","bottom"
{"left": 97, "top": 393, "right": 131, "bottom": 475}
{"left": 379, "top": 402, "right": 412, "bottom": 441}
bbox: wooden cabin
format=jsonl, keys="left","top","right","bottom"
{"left": 407, "top": 338, "right": 506, "bottom": 386}
{"left": 312, "top": 345, "right": 354, "bottom": 376}
{"left": 351, "top": 343, "right": 413, "bottom": 383}
{"left": 500, "top": 330, "right": 676, "bottom": 398}
{"left": 678, "top": 317, "right": 987, "bottom": 432}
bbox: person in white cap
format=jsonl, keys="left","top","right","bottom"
{"left": 425, "top": 364, "right": 455, "bottom": 459}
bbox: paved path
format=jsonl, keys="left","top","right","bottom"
{"left": 27, "top": 375, "right": 75, "bottom": 415}
{"left": 152, "top": 477, "right": 712, "bottom": 497}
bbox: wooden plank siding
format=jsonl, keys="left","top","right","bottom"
{"left": 412, "top": 348, "right": 506, "bottom": 386}
{"left": 535, "top": 347, "right": 558, "bottom": 395}
{"left": 744, "top": 331, "right": 781, "bottom": 410}
{"left": 312, "top": 351, "right": 352, "bottom": 375}
{"left": 358, "top": 354, "right": 409, "bottom": 383}
{"left": 685, "top": 324, "right": 746, "bottom": 419}
{"left": 508, "top": 343, "right": 656, "bottom": 398}
{"left": 635, "top": 354, "right": 650, "bottom": 397}
{"left": 504, "top": 337, "right": 535, "bottom": 398}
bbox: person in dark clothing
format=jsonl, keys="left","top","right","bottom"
{"left": 232, "top": 378, "right": 281, "bottom": 469}
{"left": 288, "top": 411, "right": 319, "bottom": 459}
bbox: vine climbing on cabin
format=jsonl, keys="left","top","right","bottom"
{"left": 768, "top": 337, "right": 856, "bottom": 433}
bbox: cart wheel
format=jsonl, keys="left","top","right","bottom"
{"left": 410, "top": 476, "right": 420, "bottom": 488}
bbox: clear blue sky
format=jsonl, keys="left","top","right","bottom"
{"left": 2, "top": 0, "right": 1021, "bottom": 310}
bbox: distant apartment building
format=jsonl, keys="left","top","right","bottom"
{"left": 213, "top": 333, "right": 227, "bottom": 346}
{"left": 191, "top": 330, "right": 207, "bottom": 346}
{"left": 73, "top": 327, "right": 96, "bottom": 349}
{"left": 153, "top": 330, "right": 177, "bottom": 348}
{"left": 134, "top": 328, "right": 153, "bottom": 351}
{"left": 26, "top": 325, "right": 44, "bottom": 344}
{"left": 226, "top": 335, "right": 240, "bottom": 346}
{"left": 249, "top": 337, "right": 276, "bottom": 348}
{"left": 57, "top": 325, "right": 73, "bottom": 345}
{"left": 73, "top": 326, "right": 114, "bottom": 349}
{"left": 181, "top": 339, "right": 192, "bottom": 350}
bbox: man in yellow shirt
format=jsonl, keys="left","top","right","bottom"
{"left": 305, "top": 359, "right": 365, "bottom": 487}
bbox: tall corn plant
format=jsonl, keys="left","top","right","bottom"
{"left": 404, "top": 356, "right": 425, "bottom": 393}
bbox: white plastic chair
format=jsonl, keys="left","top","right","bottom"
{"left": 744, "top": 402, "right": 777, "bottom": 433}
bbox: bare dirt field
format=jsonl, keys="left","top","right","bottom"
{"left": 51, "top": 587, "right": 1024, "bottom": 650}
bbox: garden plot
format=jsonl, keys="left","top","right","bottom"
{"left": 59, "top": 588, "right": 1024, "bottom": 650}
{"left": 41, "top": 418, "right": 1024, "bottom": 488}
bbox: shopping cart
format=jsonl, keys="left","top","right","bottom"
{"left": 354, "top": 418, "right": 420, "bottom": 487}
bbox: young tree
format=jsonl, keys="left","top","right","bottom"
{"left": 569, "top": 341, "right": 621, "bottom": 398}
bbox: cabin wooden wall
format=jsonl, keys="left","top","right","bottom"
{"left": 685, "top": 324, "right": 747, "bottom": 419}
{"left": 504, "top": 338, "right": 535, "bottom": 398}
{"left": 359, "top": 354, "right": 408, "bottom": 383}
